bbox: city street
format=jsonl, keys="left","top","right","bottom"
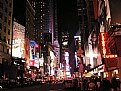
{"left": 0, "top": 83, "right": 78, "bottom": 91}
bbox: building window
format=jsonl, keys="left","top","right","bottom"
{"left": 0, "top": 2, "right": 3, "bottom": 9}
{"left": 8, "top": 20, "right": 10, "bottom": 25}
{"left": 0, "top": 33, "right": 1, "bottom": 40}
{"left": 5, "top": 8, "right": 7, "bottom": 13}
{"left": 0, "top": 12, "right": 2, "bottom": 19}
{"left": 4, "top": 26, "right": 6, "bottom": 32}
{"left": 4, "top": 17, "right": 7, "bottom": 23}
{"left": 3, "top": 46, "right": 4, "bottom": 52}
{"left": 5, "top": 0, "right": 8, "bottom": 4}
{"left": 9, "top": 3, "right": 11, "bottom": 8}
{"left": 8, "top": 29, "right": 10, "bottom": 35}
{"left": 0, "top": 23, "right": 2, "bottom": 30}
{"left": 3, "top": 36, "right": 6, "bottom": 42}
{"left": 7, "top": 49, "right": 9, "bottom": 54}
{"left": 8, "top": 39, "right": 10, "bottom": 44}
{"left": 9, "top": 12, "right": 11, "bottom": 16}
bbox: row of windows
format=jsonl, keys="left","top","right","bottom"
{"left": 0, "top": 44, "right": 10, "bottom": 54}
{"left": 0, "top": 33, "right": 10, "bottom": 44}
{"left": 0, "top": 15, "right": 11, "bottom": 25}
{"left": 0, "top": 1, "right": 12, "bottom": 9}
{"left": 0, "top": 23, "right": 10, "bottom": 35}
{"left": 0, "top": 9, "right": 12, "bottom": 18}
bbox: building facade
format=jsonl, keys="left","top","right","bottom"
{"left": 0, "top": 0, "right": 13, "bottom": 64}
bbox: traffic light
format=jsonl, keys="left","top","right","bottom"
{"left": 35, "top": 44, "right": 39, "bottom": 52}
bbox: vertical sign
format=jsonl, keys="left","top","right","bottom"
{"left": 99, "top": 32, "right": 107, "bottom": 58}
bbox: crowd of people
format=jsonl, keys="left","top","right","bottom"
{"left": 82, "top": 76, "right": 120, "bottom": 91}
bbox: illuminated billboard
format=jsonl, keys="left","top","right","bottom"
{"left": 12, "top": 22, "right": 25, "bottom": 58}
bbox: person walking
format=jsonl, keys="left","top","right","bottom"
{"left": 95, "top": 80, "right": 106, "bottom": 91}
{"left": 73, "top": 78, "right": 78, "bottom": 91}
{"left": 111, "top": 77, "right": 118, "bottom": 91}
{"left": 102, "top": 78, "right": 112, "bottom": 91}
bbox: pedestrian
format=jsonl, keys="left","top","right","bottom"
{"left": 73, "top": 78, "right": 78, "bottom": 91}
{"left": 88, "top": 81, "right": 96, "bottom": 91}
{"left": 102, "top": 78, "right": 112, "bottom": 91}
{"left": 111, "top": 77, "right": 118, "bottom": 91}
{"left": 95, "top": 80, "right": 106, "bottom": 91}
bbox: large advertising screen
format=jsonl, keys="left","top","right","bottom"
{"left": 12, "top": 22, "right": 25, "bottom": 58}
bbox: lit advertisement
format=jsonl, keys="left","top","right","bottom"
{"left": 30, "top": 40, "right": 37, "bottom": 60}
{"left": 25, "top": 38, "right": 30, "bottom": 66}
{"left": 99, "top": 32, "right": 107, "bottom": 58}
{"left": 99, "top": 32, "right": 117, "bottom": 58}
{"left": 65, "top": 52, "right": 70, "bottom": 72}
{"left": 29, "top": 40, "right": 40, "bottom": 68}
{"left": 12, "top": 22, "right": 25, "bottom": 58}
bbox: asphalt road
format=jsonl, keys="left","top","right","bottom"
{"left": 0, "top": 83, "right": 78, "bottom": 91}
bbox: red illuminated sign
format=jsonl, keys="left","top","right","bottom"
{"left": 30, "top": 60, "right": 34, "bottom": 66}
{"left": 99, "top": 32, "right": 118, "bottom": 58}
{"left": 105, "top": 54, "right": 118, "bottom": 58}
{"left": 99, "top": 32, "right": 107, "bottom": 58}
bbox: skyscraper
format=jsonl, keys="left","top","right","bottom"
{"left": 0, "top": 0, "right": 13, "bottom": 64}
{"left": 0, "top": 0, "right": 13, "bottom": 78}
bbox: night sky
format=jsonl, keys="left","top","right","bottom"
{"left": 57, "top": 0, "right": 79, "bottom": 74}
{"left": 57, "top": 0, "right": 79, "bottom": 34}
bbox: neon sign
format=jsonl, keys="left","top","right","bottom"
{"left": 100, "top": 32, "right": 107, "bottom": 58}
{"left": 105, "top": 54, "right": 117, "bottom": 58}
{"left": 100, "top": 32, "right": 118, "bottom": 58}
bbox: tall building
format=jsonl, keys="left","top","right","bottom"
{"left": 29, "top": 0, "right": 51, "bottom": 44}
{"left": 13, "top": 0, "right": 35, "bottom": 41}
{"left": 77, "top": 0, "right": 89, "bottom": 49}
{"left": 0, "top": 0, "right": 13, "bottom": 64}
{"left": 0, "top": 0, "right": 13, "bottom": 78}
{"left": 13, "top": 0, "right": 35, "bottom": 69}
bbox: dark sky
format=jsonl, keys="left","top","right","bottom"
{"left": 57, "top": 0, "right": 79, "bottom": 72}
{"left": 57, "top": 0, "right": 79, "bottom": 35}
